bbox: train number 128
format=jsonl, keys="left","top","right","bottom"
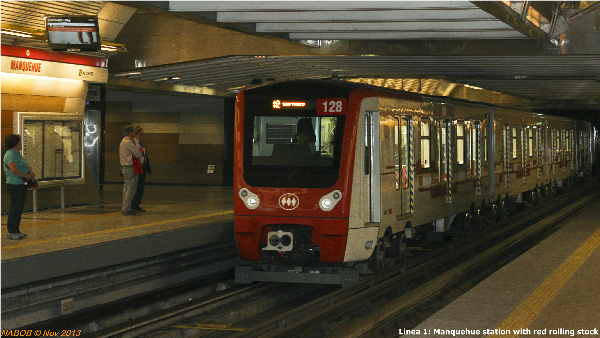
{"left": 317, "top": 98, "right": 347, "bottom": 115}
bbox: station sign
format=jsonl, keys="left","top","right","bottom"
{"left": 1, "top": 55, "right": 108, "bottom": 83}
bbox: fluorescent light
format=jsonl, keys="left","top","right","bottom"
{"left": 1, "top": 72, "right": 83, "bottom": 84}
{"left": 100, "top": 45, "right": 118, "bottom": 52}
{"left": 114, "top": 71, "right": 141, "bottom": 77}
{"left": 1, "top": 29, "right": 33, "bottom": 38}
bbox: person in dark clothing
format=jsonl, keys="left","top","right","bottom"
{"left": 131, "top": 125, "right": 151, "bottom": 212}
{"left": 3, "top": 134, "right": 35, "bottom": 240}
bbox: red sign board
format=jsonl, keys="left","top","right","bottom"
{"left": 317, "top": 98, "right": 347, "bottom": 115}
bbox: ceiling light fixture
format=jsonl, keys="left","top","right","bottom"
{"left": 100, "top": 45, "right": 118, "bottom": 52}
{"left": 1, "top": 29, "right": 34, "bottom": 38}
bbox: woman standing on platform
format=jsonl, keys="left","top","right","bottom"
{"left": 2, "top": 134, "right": 35, "bottom": 240}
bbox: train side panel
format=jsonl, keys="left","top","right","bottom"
{"left": 344, "top": 97, "right": 379, "bottom": 262}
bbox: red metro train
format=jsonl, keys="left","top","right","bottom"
{"left": 234, "top": 80, "right": 597, "bottom": 286}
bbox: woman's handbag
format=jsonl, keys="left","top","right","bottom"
{"left": 3, "top": 162, "right": 37, "bottom": 188}
{"left": 142, "top": 153, "right": 151, "bottom": 174}
{"left": 23, "top": 177, "right": 38, "bottom": 189}
{"left": 133, "top": 155, "right": 144, "bottom": 175}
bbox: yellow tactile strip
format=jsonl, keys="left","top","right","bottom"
{"left": 487, "top": 226, "right": 600, "bottom": 338}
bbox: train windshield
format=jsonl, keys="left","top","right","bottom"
{"left": 244, "top": 114, "right": 345, "bottom": 188}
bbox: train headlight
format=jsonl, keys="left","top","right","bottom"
{"left": 319, "top": 190, "right": 342, "bottom": 211}
{"left": 238, "top": 188, "right": 260, "bottom": 210}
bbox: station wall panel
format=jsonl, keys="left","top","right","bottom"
{"left": 1, "top": 111, "right": 100, "bottom": 214}
{"left": 104, "top": 90, "right": 226, "bottom": 186}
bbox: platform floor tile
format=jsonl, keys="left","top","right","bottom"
{"left": 403, "top": 199, "right": 600, "bottom": 338}
{"left": 1, "top": 185, "right": 234, "bottom": 260}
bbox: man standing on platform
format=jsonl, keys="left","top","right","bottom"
{"left": 120, "top": 125, "right": 143, "bottom": 215}
{"left": 131, "top": 125, "right": 151, "bottom": 213}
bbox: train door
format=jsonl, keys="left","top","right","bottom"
{"left": 503, "top": 124, "right": 511, "bottom": 189}
{"left": 365, "top": 112, "right": 381, "bottom": 223}
{"left": 577, "top": 128, "right": 583, "bottom": 172}
{"left": 551, "top": 129, "right": 557, "bottom": 175}
{"left": 522, "top": 126, "right": 528, "bottom": 184}
{"left": 438, "top": 119, "right": 452, "bottom": 205}
{"left": 570, "top": 129, "right": 575, "bottom": 170}
{"left": 378, "top": 113, "right": 402, "bottom": 224}
{"left": 537, "top": 124, "right": 543, "bottom": 180}
{"left": 472, "top": 121, "right": 482, "bottom": 196}
{"left": 397, "top": 116, "right": 413, "bottom": 215}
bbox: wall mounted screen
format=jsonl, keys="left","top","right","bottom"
{"left": 46, "top": 16, "right": 100, "bottom": 52}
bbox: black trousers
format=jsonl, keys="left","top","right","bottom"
{"left": 6, "top": 183, "right": 27, "bottom": 233}
{"left": 131, "top": 172, "right": 146, "bottom": 209}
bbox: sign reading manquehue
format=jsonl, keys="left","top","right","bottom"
{"left": 10, "top": 60, "right": 42, "bottom": 73}
{"left": 1, "top": 56, "right": 108, "bottom": 83}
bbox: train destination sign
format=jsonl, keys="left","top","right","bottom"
{"left": 272, "top": 100, "right": 306, "bottom": 109}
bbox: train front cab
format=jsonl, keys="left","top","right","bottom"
{"left": 233, "top": 83, "right": 380, "bottom": 286}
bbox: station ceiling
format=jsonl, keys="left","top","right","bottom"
{"left": 1, "top": 1, "right": 599, "bottom": 114}
{"left": 166, "top": 1, "right": 530, "bottom": 40}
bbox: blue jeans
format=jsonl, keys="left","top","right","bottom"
{"left": 121, "top": 166, "right": 138, "bottom": 213}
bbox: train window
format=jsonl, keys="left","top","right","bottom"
{"left": 471, "top": 123, "right": 476, "bottom": 169}
{"left": 482, "top": 122, "right": 488, "bottom": 163}
{"left": 471, "top": 121, "right": 481, "bottom": 175}
{"left": 565, "top": 129, "right": 570, "bottom": 160}
{"left": 512, "top": 125, "right": 517, "bottom": 159}
{"left": 438, "top": 119, "right": 452, "bottom": 182}
{"left": 528, "top": 127, "right": 534, "bottom": 157}
{"left": 551, "top": 129, "right": 556, "bottom": 163}
{"left": 503, "top": 125, "right": 510, "bottom": 168}
{"left": 421, "top": 119, "right": 431, "bottom": 169}
{"left": 557, "top": 129, "right": 561, "bottom": 161}
{"left": 401, "top": 118, "right": 408, "bottom": 189}
{"left": 392, "top": 117, "right": 400, "bottom": 191}
{"left": 244, "top": 114, "right": 345, "bottom": 188}
{"left": 456, "top": 122, "right": 465, "bottom": 165}
{"left": 438, "top": 121, "right": 447, "bottom": 181}
{"left": 571, "top": 129, "right": 575, "bottom": 163}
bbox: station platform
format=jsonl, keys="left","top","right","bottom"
{"left": 405, "top": 198, "right": 600, "bottom": 338}
{"left": 1, "top": 184, "right": 234, "bottom": 289}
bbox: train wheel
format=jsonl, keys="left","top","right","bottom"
{"left": 481, "top": 200, "right": 494, "bottom": 226}
{"left": 523, "top": 190, "right": 534, "bottom": 207}
{"left": 533, "top": 186, "right": 541, "bottom": 206}
{"left": 496, "top": 195, "right": 505, "bottom": 221}
{"left": 470, "top": 204, "right": 482, "bottom": 231}
{"left": 540, "top": 184, "right": 547, "bottom": 198}
{"left": 368, "top": 242, "right": 385, "bottom": 273}
{"left": 392, "top": 233, "right": 407, "bottom": 263}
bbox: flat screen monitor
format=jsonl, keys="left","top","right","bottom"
{"left": 46, "top": 16, "right": 100, "bottom": 52}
